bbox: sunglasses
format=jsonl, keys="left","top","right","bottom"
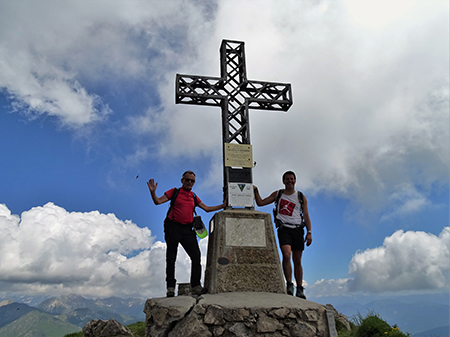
{"left": 184, "top": 178, "right": 195, "bottom": 183}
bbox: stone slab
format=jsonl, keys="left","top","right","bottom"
{"left": 326, "top": 308, "right": 338, "bottom": 337}
{"left": 199, "top": 292, "right": 324, "bottom": 310}
{"left": 145, "top": 295, "right": 197, "bottom": 311}
{"left": 225, "top": 217, "right": 266, "bottom": 247}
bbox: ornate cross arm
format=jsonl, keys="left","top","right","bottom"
{"left": 242, "top": 81, "right": 293, "bottom": 111}
{"left": 176, "top": 74, "right": 225, "bottom": 106}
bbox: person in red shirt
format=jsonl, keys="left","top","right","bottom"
{"left": 147, "top": 170, "right": 226, "bottom": 297}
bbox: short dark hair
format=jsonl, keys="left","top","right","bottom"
{"left": 182, "top": 170, "right": 196, "bottom": 179}
{"left": 282, "top": 171, "right": 296, "bottom": 181}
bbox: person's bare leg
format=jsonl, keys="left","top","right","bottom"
{"left": 281, "top": 245, "right": 294, "bottom": 295}
{"left": 292, "top": 250, "right": 306, "bottom": 299}
{"left": 280, "top": 245, "right": 293, "bottom": 281}
{"left": 292, "top": 250, "right": 303, "bottom": 286}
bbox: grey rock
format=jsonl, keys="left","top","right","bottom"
{"left": 168, "top": 313, "right": 211, "bottom": 337}
{"left": 204, "top": 304, "right": 225, "bottom": 325}
{"left": 212, "top": 325, "right": 225, "bottom": 336}
{"left": 270, "top": 307, "right": 290, "bottom": 319}
{"left": 304, "top": 309, "right": 319, "bottom": 322}
{"left": 194, "top": 303, "right": 207, "bottom": 315}
{"left": 228, "top": 322, "right": 252, "bottom": 337}
{"left": 144, "top": 296, "right": 196, "bottom": 337}
{"left": 82, "top": 318, "right": 132, "bottom": 337}
{"left": 223, "top": 307, "right": 249, "bottom": 322}
{"left": 256, "top": 312, "right": 283, "bottom": 333}
{"left": 290, "top": 321, "right": 316, "bottom": 337}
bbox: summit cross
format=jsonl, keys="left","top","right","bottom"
{"left": 175, "top": 40, "right": 293, "bottom": 206}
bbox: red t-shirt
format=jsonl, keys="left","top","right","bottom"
{"left": 165, "top": 188, "right": 202, "bottom": 224}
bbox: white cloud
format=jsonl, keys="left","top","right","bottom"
{"left": 1, "top": 0, "right": 448, "bottom": 216}
{"left": 1, "top": 202, "right": 447, "bottom": 298}
{"left": 348, "top": 227, "right": 450, "bottom": 292}
{"left": 308, "top": 278, "right": 351, "bottom": 297}
{"left": 0, "top": 203, "right": 207, "bottom": 298}
{"left": 135, "top": 0, "right": 449, "bottom": 217}
{"left": 343, "top": 0, "right": 420, "bottom": 28}
{"left": 307, "top": 228, "right": 450, "bottom": 297}
{"left": 0, "top": 0, "right": 214, "bottom": 128}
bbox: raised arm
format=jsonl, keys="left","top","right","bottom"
{"left": 253, "top": 186, "right": 277, "bottom": 206}
{"left": 147, "top": 179, "right": 169, "bottom": 205}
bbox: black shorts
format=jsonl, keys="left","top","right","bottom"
{"left": 277, "top": 226, "right": 305, "bottom": 251}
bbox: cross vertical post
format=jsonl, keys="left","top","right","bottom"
{"left": 176, "top": 40, "right": 293, "bottom": 208}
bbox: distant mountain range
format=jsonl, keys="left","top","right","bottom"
{"left": 0, "top": 294, "right": 146, "bottom": 337}
{"left": 0, "top": 292, "right": 448, "bottom": 337}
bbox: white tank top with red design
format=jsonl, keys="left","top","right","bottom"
{"left": 276, "top": 191, "right": 302, "bottom": 229}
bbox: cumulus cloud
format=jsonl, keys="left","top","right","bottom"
{"left": 247, "top": 1, "right": 449, "bottom": 208}
{"left": 308, "top": 278, "right": 351, "bottom": 298}
{"left": 0, "top": 207, "right": 447, "bottom": 298}
{"left": 127, "top": 0, "right": 449, "bottom": 219}
{"left": 306, "top": 228, "right": 450, "bottom": 297}
{"left": 348, "top": 227, "right": 450, "bottom": 292}
{"left": 0, "top": 0, "right": 214, "bottom": 128}
{"left": 0, "top": 203, "right": 205, "bottom": 298}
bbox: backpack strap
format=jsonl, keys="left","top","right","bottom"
{"left": 193, "top": 192, "right": 199, "bottom": 216}
{"left": 273, "top": 189, "right": 284, "bottom": 228}
{"left": 273, "top": 189, "right": 284, "bottom": 217}
{"left": 166, "top": 188, "right": 180, "bottom": 220}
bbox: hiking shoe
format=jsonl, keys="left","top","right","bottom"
{"left": 286, "top": 282, "right": 294, "bottom": 296}
{"left": 166, "top": 287, "right": 175, "bottom": 297}
{"left": 191, "top": 285, "right": 208, "bottom": 296}
{"left": 296, "top": 286, "right": 306, "bottom": 299}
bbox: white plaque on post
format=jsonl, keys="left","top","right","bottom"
{"left": 228, "top": 183, "right": 254, "bottom": 207}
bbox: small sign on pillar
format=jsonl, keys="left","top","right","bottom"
{"left": 225, "top": 143, "right": 254, "bottom": 208}
{"left": 228, "top": 183, "right": 253, "bottom": 208}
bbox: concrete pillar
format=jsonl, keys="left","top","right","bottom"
{"left": 204, "top": 210, "right": 285, "bottom": 294}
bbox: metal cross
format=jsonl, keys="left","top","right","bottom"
{"left": 176, "top": 40, "right": 293, "bottom": 203}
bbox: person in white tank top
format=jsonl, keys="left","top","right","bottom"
{"left": 253, "top": 171, "right": 312, "bottom": 299}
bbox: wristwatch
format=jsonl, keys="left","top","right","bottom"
{"left": 307, "top": 230, "right": 312, "bottom": 234}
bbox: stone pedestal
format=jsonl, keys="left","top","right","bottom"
{"left": 143, "top": 292, "right": 344, "bottom": 337}
{"left": 204, "top": 210, "right": 285, "bottom": 294}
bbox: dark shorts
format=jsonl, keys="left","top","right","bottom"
{"left": 277, "top": 226, "right": 305, "bottom": 251}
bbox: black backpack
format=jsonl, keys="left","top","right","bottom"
{"left": 273, "top": 189, "right": 305, "bottom": 228}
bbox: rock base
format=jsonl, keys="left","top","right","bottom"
{"left": 144, "top": 292, "right": 340, "bottom": 337}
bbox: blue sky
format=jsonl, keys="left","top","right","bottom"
{"left": 0, "top": 0, "right": 448, "bottom": 300}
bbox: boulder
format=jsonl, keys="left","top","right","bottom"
{"left": 82, "top": 318, "right": 132, "bottom": 337}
